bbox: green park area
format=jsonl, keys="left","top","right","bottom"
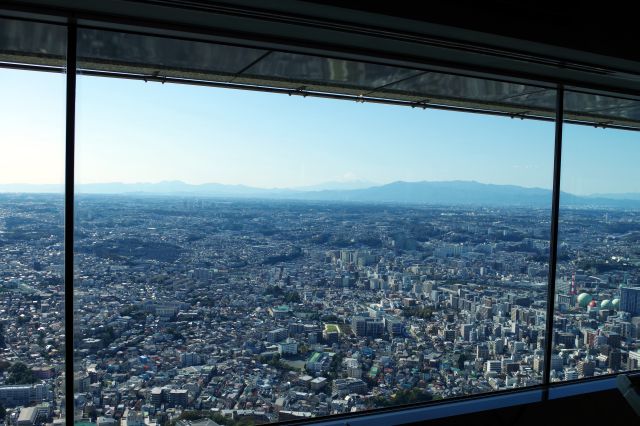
{"left": 324, "top": 323, "right": 341, "bottom": 334}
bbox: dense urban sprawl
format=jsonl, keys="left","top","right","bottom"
{"left": 1, "top": 193, "right": 639, "bottom": 425}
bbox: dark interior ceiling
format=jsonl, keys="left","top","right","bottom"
{"left": 3, "top": 0, "right": 640, "bottom": 124}
{"left": 3, "top": 0, "right": 638, "bottom": 67}
{"left": 304, "top": 0, "right": 637, "bottom": 63}
{"left": 123, "top": 0, "right": 638, "bottom": 63}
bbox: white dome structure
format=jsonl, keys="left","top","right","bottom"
{"left": 577, "top": 293, "right": 592, "bottom": 308}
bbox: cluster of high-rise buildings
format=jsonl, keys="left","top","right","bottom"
{"left": 0, "top": 194, "right": 639, "bottom": 425}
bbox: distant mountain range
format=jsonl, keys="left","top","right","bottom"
{"left": 1, "top": 180, "right": 640, "bottom": 208}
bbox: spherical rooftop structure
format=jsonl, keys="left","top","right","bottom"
{"left": 588, "top": 299, "right": 598, "bottom": 308}
{"left": 577, "top": 293, "right": 592, "bottom": 307}
{"left": 600, "top": 299, "right": 612, "bottom": 310}
{"left": 612, "top": 298, "right": 620, "bottom": 309}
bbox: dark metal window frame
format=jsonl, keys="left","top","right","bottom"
{"left": 0, "top": 10, "right": 638, "bottom": 426}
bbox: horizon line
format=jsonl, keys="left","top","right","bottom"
{"left": 0, "top": 178, "right": 546, "bottom": 190}
{"left": 0, "top": 179, "right": 635, "bottom": 197}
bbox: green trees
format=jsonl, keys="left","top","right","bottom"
{"left": 263, "top": 287, "right": 301, "bottom": 303}
{"left": 5, "top": 362, "right": 36, "bottom": 385}
{"left": 401, "top": 306, "right": 433, "bottom": 320}
{"left": 258, "top": 354, "right": 300, "bottom": 372}
{"left": 173, "top": 410, "right": 255, "bottom": 426}
{"left": 326, "top": 353, "right": 344, "bottom": 380}
{"left": 92, "top": 326, "right": 117, "bottom": 347}
{"left": 371, "top": 388, "right": 433, "bottom": 407}
{"left": 283, "top": 291, "right": 301, "bottom": 304}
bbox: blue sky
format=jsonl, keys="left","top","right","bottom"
{"left": 1, "top": 68, "right": 638, "bottom": 195}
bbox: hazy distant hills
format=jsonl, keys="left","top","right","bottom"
{"left": 281, "top": 181, "right": 640, "bottom": 207}
{"left": 299, "top": 181, "right": 555, "bottom": 205}
{"left": 291, "top": 180, "right": 378, "bottom": 191}
{"left": 2, "top": 180, "right": 640, "bottom": 207}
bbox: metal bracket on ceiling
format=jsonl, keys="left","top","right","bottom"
{"left": 144, "top": 70, "right": 166, "bottom": 84}
{"left": 411, "top": 99, "right": 430, "bottom": 109}
{"left": 594, "top": 120, "right": 613, "bottom": 128}
{"left": 510, "top": 110, "right": 529, "bottom": 119}
{"left": 290, "top": 85, "right": 308, "bottom": 97}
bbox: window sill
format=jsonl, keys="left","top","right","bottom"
{"left": 295, "top": 374, "right": 638, "bottom": 426}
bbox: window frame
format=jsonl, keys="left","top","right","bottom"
{"left": 1, "top": 9, "right": 639, "bottom": 426}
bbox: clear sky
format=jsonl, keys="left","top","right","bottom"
{"left": 1, "top": 67, "right": 638, "bottom": 195}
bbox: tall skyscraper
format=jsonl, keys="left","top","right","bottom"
{"left": 620, "top": 286, "right": 640, "bottom": 315}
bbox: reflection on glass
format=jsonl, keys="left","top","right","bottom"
{"left": 75, "top": 28, "right": 568, "bottom": 125}
{"left": 73, "top": 65, "right": 556, "bottom": 424}
{"left": 0, "top": 68, "right": 66, "bottom": 421}
{"left": 0, "top": 17, "right": 66, "bottom": 67}
{"left": 554, "top": 108, "right": 640, "bottom": 381}
{"left": 77, "top": 29, "right": 268, "bottom": 82}
{"left": 564, "top": 91, "right": 640, "bottom": 128}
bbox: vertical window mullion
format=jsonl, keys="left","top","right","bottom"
{"left": 64, "top": 18, "right": 77, "bottom": 425}
{"left": 544, "top": 84, "right": 564, "bottom": 386}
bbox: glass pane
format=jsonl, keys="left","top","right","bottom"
{"left": 554, "top": 92, "right": 640, "bottom": 382}
{"left": 565, "top": 91, "right": 640, "bottom": 129}
{"left": 0, "top": 17, "right": 66, "bottom": 67}
{"left": 369, "top": 72, "right": 557, "bottom": 112}
{"left": 73, "top": 28, "right": 640, "bottom": 130}
{"left": 0, "top": 65, "right": 66, "bottom": 424}
{"left": 77, "top": 29, "right": 268, "bottom": 82}
{"left": 74, "top": 29, "right": 569, "bottom": 127}
{"left": 237, "top": 51, "right": 424, "bottom": 95}
{"left": 76, "top": 30, "right": 556, "bottom": 424}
